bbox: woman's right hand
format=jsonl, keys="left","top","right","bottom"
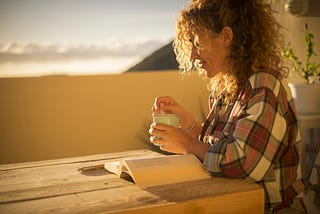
{"left": 152, "top": 96, "right": 196, "bottom": 130}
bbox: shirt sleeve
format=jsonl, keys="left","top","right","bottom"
{"left": 203, "top": 88, "right": 288, "bottom": 182}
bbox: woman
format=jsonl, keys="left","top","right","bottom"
{"left": 149, "top": 0, "right": 305, "bottom": 213}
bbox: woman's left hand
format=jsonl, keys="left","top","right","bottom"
{"left": 149, "top": 122, "right": 196, "bottom": 154}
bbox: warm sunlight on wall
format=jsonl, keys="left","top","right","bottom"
{"left": 0, "top": 71, "right": 210, "bottom": 164}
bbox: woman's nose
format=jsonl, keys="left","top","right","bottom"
{"left": 190, "top": 46, "right": 200, "bottom": 60}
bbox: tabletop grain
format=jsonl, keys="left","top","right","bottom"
{"left": 0, "top": 149, "right": 264, "bottom": 214}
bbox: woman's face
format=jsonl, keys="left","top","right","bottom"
{"left": 190, "top": 30, "right": 231, "bottom": 78}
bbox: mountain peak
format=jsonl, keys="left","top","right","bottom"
{"left": 126, "top": 40, "right": 179, "bottom": 72}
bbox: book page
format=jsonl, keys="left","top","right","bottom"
{"left": 104, "top": 161, "right": 121, "bottom": 175}
{"left": 122, "top": 154, "right": 211, "bottom": 187}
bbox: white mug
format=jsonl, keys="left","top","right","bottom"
{"left": 152, "top": 114, "right": 179, "bottom": 146}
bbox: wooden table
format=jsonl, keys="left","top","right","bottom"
{"left": 0, "top": 149, "right": 264, "bottom": 214}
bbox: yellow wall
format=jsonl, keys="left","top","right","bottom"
{"left": 0, "top": 71, "right": 210, "bottom": 164}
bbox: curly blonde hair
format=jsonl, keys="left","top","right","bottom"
{"left": 174, "top": 0, "right": 288, "bottom": 103}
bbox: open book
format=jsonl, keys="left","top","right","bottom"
{"left": 104, "top": 154, "right": 211, "bottom": 187}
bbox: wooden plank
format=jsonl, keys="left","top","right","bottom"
{"left": 0, "top": 192, "right": 86, "bottom": 214}
{"left": 144, "top": 177, "right": 262, "bottom": 202}
{"left": 0, "top": 185, "right": 167, "bottom": 214}
{"left": 103, "top": 189, "right": 264, "bottom": 214}
{"left": 74, "top": 178, "right": 264, "bottom": 214}
{"left": 0, "top": 178, "right": 264, "bottom": 214}
{"left": 0, "top": 177, "right": 132, "bottom": 203}
{"left": 0, "top": 150, "right": 163, "bottom": 192}
{"left": 0, "top": 150, "right": 158, "bottom": 171}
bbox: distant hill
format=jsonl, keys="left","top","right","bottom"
{"left": 126, "top": 40, "right": 179, "bottom": 72}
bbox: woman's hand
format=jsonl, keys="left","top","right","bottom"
{"left": 149, "top": 122, "right": 195, "bottom": 154}
{"left": 152, "top": 96, "right": 195, "bottom": 130}
{"left": 149, "top": 122, "right": 210, "bottom": 161}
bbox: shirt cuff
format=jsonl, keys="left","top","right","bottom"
{"left": 203, "top": 146, "right": 224, "bottom": 174}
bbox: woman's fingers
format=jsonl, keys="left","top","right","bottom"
{"left": 149, "top": 123, "right": 177, "bottom": 138}
{"left": 152, "top": 96, "right": 177, "bottom": 114}
{"left": 149, "top": 123, "right": 165, "bottom": 135}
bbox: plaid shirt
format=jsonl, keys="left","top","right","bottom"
{"left": 201, "top": 71, "right": 305, "bottom": 209}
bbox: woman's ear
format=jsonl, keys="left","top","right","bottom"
{"left": 221, "top": 26, "right": 233, "bottom": 47}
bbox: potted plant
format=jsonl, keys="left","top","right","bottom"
{"left": 283, "top": 23, "right": 320, "bottom": 114}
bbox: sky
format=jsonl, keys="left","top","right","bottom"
{"left": 0, "top": 0, "right": 189, "bottom": 77}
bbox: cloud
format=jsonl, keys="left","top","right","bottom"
{"left": 0, "top": 38, "right": 170, "bottom": 63}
